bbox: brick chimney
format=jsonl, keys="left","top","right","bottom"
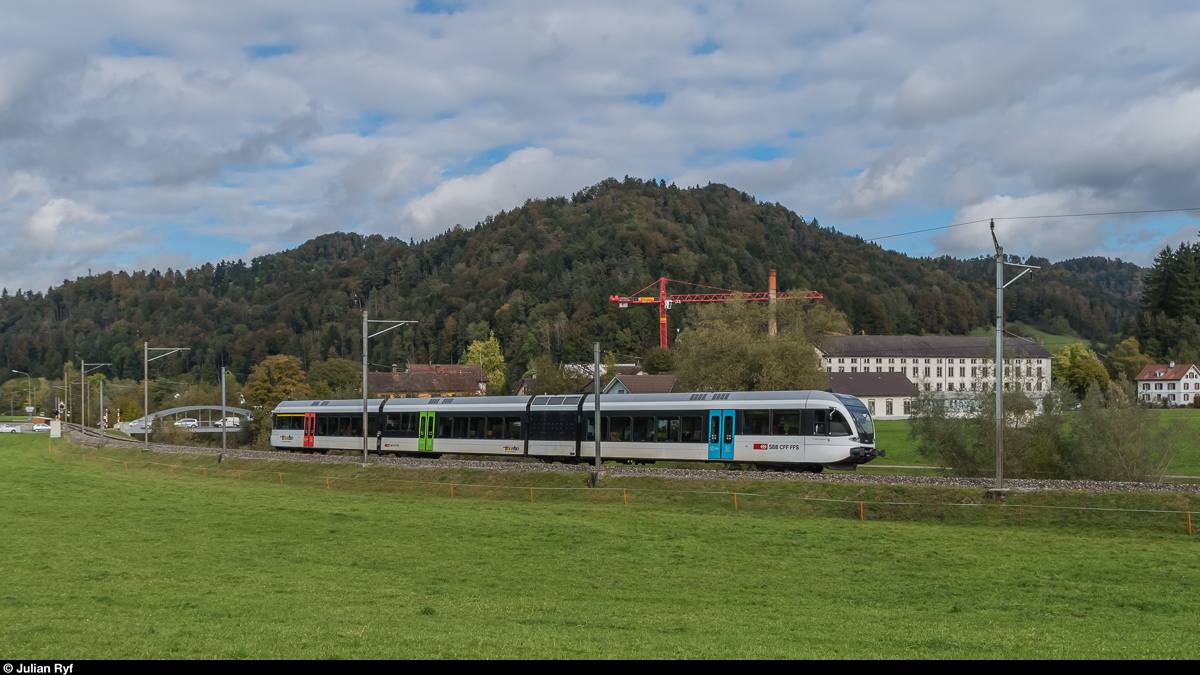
{"left": 391, "top": 364, "right": 399, "bottom": 380}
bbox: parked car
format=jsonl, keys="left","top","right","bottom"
{"left": 214, "top": 417, "right": 241, "bottom": 428}
{"left": 32, "top": 423, "right": 51, "bottom": 433}
{"left": 0, "top": 423, "right": 18, "bottom": 433}
{"left": 173, "top": 418, "right": 199, "bottom": 429}
{"left": 127, "top": 420, "right": 153, "bottom": 432}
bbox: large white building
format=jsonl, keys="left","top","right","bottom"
{"left": 1135, "top": 362, "right": 1200, "bottom": 406}
{"left": 816, "top": 335, "right": 1054, "bottom": 398}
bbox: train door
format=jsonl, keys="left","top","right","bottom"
{"left": 418, "top": 411, "right": 435, "bottom": 451}
{"left": 708, "top": 411, "right": 722, "bottom": 459}
{"left": 303, "top": 412, "right": 315, "bottom": 448}
{"left": 721, "top": 410, "right": 735, "bottom": 459}
{"left": 707, "top": 410, "right": 736, "bottom": 460}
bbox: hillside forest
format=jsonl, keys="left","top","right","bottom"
{"left": 0, "top": 177, "right": 1192, "bottom": 415}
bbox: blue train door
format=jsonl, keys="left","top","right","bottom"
{"left": 708, "top": 410, "right": 736, "bottom": 460}
{"left": 721, "top": 410, "right": 735, "bottom": 459}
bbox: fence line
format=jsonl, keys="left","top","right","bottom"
{"left": 42, "top": 441, "right": 1198, "bottom": 527}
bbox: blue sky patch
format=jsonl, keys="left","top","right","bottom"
{"left": 413, "top": 0, "right": 464, "bottom": 14}
{"left": 629, "top": 91, "right": 667, "bottom": 107}
{"left": 687, "top": 143, "right": 788, "bottom": 167}
{"left": 245, "top": 44, "right": 295, "bottom": 60}
{"left": 693, "top": 39, "right": 720, "bottom": 55}
{"left": 347, "top": 112, "right": 395, "bottom": 137}
{"left": 442, "top": 143, "right": 527, "bottom": 177}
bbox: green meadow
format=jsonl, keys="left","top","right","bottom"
{"left": 2, "top": 434, "right": 1198, "bottom": 658}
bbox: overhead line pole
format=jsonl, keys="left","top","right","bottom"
{"left": 80, "top": 362, "right": 111, "bottom": 429}
{"left": 143, "top": 344, "right": 189, "bottom": 452}
{"left": 990, "top": 220, "right": 1039, "bottom": 492}
{"left": 362, "top": 312, "right": 417, "bottom": 465}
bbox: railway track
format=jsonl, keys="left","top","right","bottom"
{"left": 61, "top": 423, "right": 1200, "bottom": 495}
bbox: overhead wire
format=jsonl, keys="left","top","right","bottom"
{"left": 867, "top": 207, "right": 1200, "bottom": 242}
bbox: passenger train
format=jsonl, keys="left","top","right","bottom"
{"left": 270, "top": 390, "right": 881, "bottom": 471}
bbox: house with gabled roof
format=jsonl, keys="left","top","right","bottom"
{"left": 1135, "top": 362, "right": 1200, "bottom": 406}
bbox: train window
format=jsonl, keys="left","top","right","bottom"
{"left": 348, "top": 417, "right": 363, "bottom": 437}
{"left": 772, "top": 411, "right": 800, "bottom": 436}
{"left": 632, "top": 416, "right": 655, "bottom": 442}
{"left": 813, "top": 410, "right": 827, "bottom": 435}
{"left": 585, "top": 416, "right": 595, "bottom": 441}
{"left": 487, "top": 417, "right": 504, "bottom": 439}
{"left": 436, "top": 416, "right": 453, "bottom": 438}
{"left": 743, "top": 410, "right": 770, "bottom": 435}
{"left": 453, "top": 417, "right": 468, "bottom": 439}
{"left": 605, "top": 416, "right": 631, "bottom": 442}
{"left": 681, "top": 416, "right": 704, "bottom": 442}
{"left": 829, "top": 411, "right": 851, "bottom": 436}
{"left": 657, "top": 417, "right": 679, "bottom": 442}
{"left": 709, "top": 416, "right": 720, "bottom": 444}
{"left": 313, "top": 416, "right": 327, "bottom": 436}
{"left": 549, "top": 397, "right": 565, "bottom": 406}
{"left": 563, "top": 397, "right": 581, "bottom": 406}
{"left": 367, "top": 416, "right": 377, "bottom": 436}
{"left": 505, "top": 417, "right": 522, "bottom": 440}
{"left": 723, "top": 415, "right": 733, "bottom": 443}
{"left": 533, "top": 397, "right": 550, "bottom": 406}
{"left": 385, "top": 414, "right": 401, "bottom": 431}
{"left": 470, "top": 417, "right": 486, "bottom": 439}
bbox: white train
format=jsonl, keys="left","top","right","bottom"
{"left": 271, "top": 390, "right": 882, "bottom": 471}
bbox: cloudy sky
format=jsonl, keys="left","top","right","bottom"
{"left": 2, "top": 0, "right": 1199, "bottom": 292}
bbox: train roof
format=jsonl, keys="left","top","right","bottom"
{"left": 273, "top": 390, "right": 847, "bottom": 415}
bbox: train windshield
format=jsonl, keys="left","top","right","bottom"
{"left": 834, "top": 394, "right": 875, "bottom": 441}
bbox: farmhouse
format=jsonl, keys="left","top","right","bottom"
{"left": 367, "top": 364, "right": 489, "bottom": 398}
{"left": 1135, "top": 362, "right": 1200, "bottom": 406}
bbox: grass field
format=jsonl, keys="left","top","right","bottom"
{"left": 2, "top": 434, "right": 1199, "bottom": 658}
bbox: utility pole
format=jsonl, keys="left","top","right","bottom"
{"left": 594, "top": 342, "right": 602, "bottom": 468}
{"left": 80, "top": 362, "right": 111, "bottom": 429}
{"left": 143, "top": 344, "right": 189, "bottom": 452}
{"left": 221, "top": 366, "right": 227, "bottom": 452}
{"left": 361, "top": 312, "right": 416, "bottom": 464}
{"left": 990, "top": 220, "right": 1039, "bottom": 493}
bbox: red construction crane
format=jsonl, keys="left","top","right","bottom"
{"left": 609, "top": 269, "right": 824, "bottom": 349}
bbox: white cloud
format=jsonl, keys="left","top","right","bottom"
{"left": 1, "top": 1, "right": 1200, "bottom": 291}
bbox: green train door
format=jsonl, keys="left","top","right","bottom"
{"left": 418, "top": 411, "right": 435, "bottom": 451}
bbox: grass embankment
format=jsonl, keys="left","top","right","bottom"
{"left": 3, "top": 434, "right": 1199, "bottom": 658}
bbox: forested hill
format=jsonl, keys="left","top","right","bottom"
{"left": 0, "top": 177, "right": 1143, "bottom": 389}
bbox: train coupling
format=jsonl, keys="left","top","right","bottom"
{"left": 848, "top": 446, "right": 884, "bottom": 463}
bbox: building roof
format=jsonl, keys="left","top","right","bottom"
{"left": 369, "top": 363, "right": 488, "bottom": 395}
{"left": 1134, "top": 363, "right": 1197, "bottom": 381}
{"left": 605, "top": 373, "right": 678, "bottom": 394}
{"left": 816, "top": 335, "right": 1053, "bottom": 359}
{"left": 827, "top": 372, "right": 918, "bottom": 397}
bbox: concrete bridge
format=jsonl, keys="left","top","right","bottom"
{"left": 125, "top": 405, "right": 253, "bottom": 433}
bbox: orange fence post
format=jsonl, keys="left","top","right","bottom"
{"left": 451, "top": 482, "right": 454, "bottom": 498}
{"left": 279, "top": 472, "right": 283, "bottom": 484}
{"left": 124, "top": 462, "right": 127, "bottom": 470}
{"left": 530, "top": 487, "right": 533, "bottom": 502}
{"left": 326, "top": 477, "right": 330, "bottom": 490}
{"left": 860, "top": 502, "right": 864, "bottom": 521}
{"left": 170, "top": 465, "right": 174, "bottom": 475}
{"left": 203, "top": 468, "right": 207, "bottom": 478}
{"left": 623, "top": 488, "right": 627, "bottom": 505}
{"left": 238, "top": 471, "right": 241, "bottom": 480}
{"left": 734, "top": 492, "right": 738, "bottom": 510}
